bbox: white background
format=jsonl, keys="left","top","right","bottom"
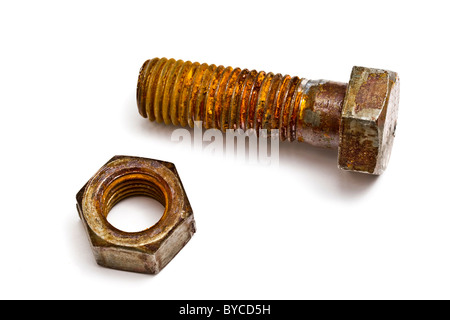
{"left": 1, "top": 0, "right": 449, "bottom": 300}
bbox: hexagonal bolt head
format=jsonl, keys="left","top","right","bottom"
{"left": 76, "top": 156, "right": 196, "bottom": 274}
{"left": 338, "top": 66, "right": 400, "bottom": 174}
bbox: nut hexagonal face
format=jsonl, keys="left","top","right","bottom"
{"left": 338, "top": 66, "right": 400, "bottom": 174}
{"left": 76, "top": 155, "right": 196, "bottom": 274}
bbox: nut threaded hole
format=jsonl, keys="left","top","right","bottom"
{"left": 102, "top": 174, "right": 167, "bottom": 233}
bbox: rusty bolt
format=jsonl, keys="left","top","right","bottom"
{"left": 136, "top": 58, "right": 399, "bottom": 175}
{"left": 76, "top": 155, "right": 196, "bottom": 274}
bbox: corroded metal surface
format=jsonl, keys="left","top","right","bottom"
{"left": 136, "top": 58, "right": 400, "bottom": 174}
{"left": 136, "top": 58, "right": 346, "bottom": 148}
{"left": 338, "top": 67, "right": 400, "bottom": 174}
{"left": 297, "top": 80, "right": 347, "bottom": 148}
{"left": 76, "top": 155, "right": 196, "bottom": 274}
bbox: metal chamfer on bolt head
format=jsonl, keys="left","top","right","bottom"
{"left": 136, "top": 58, "right": 400, "bottom": 175}
{"left": 76, "top": 155, "right": 196, "bottom": 274}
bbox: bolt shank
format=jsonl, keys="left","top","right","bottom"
{"left": 137, "top": 58, "right": 347, "bottom": 148}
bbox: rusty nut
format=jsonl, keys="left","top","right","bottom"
{"left": 76, "top": 155, "right": 196, "bottom": 274}
{"left": 338, "top": 66, "right": 400, "bottom": 174}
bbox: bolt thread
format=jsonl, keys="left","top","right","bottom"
{"left": 137, "top": 58, "right": 347, "bottom": 146}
